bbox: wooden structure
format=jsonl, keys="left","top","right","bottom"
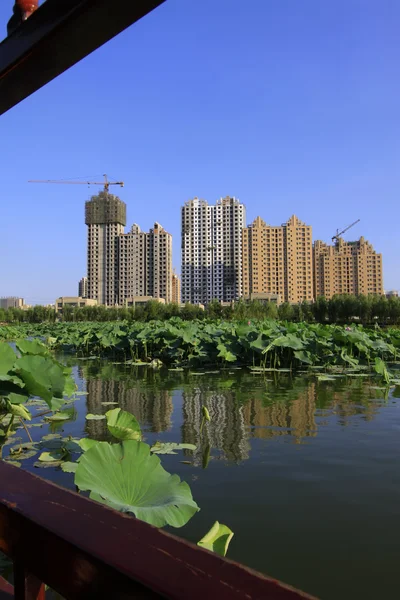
{"left": 0, "top": 0, "right": 165, "bottom": 115}
{"left": 0, "top": 462, "right": 316, "bottom": 599}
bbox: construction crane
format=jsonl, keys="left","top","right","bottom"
{"left": 331, "top": 219, "right": 360, "bottom": 244}
{"left": 28, "top": 174, "right": 124, "bottom": 192}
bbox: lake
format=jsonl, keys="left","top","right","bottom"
{"left": 8, "top": 358, "right": 400, "bottom": 599}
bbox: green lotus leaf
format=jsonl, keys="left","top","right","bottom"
{"left": 75, "top": 440, "right": 199, "bottom": 528}
{"left": 45, "top": 412, "right": 72, "bottom": 422}
{"left": 0, "top": 343, "right": 16, "bottom": 375}
{"left": 9, "top": 403, "right": 31, "bottom": 421}
{"left": 78, "top": 438, "right": 99, "bottom": 452}
{"left": 14, "top": 355, "right": 66, "bottom": 404}
{"left": 61, "top": 461, "right": 79, "bottom": 473}
{"left": 105, "top": 408, "right": 141, "bottom": 440}
{"left": 197, "top": 521, "right": 234, "bottom": 557}
{"left": 16, "top": 339, "right": 50, "bottom": 357}
{"left": 86, "top": 414, "right": 106, "bottom": 420}
{"left": 150, "top": 442, "right": 196, "bottom": 455}
{"left": 38, "top": 450, "right": 67, "bottom": 462}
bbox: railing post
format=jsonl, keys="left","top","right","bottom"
{"left": 13, "top": 563, "right": 45, "bottom": 600}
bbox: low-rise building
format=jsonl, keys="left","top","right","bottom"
{"left": 124, "top": 296, "right": 166, "bottom": 308}
{"left": 386, "top": 290, "right": 399, "bottom": 298}
{"left": 55, "top": 297, "right": 97, "bottom": 314}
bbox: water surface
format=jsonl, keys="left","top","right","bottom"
{"left": 16, "top": 360, "right": 400, "bottom": 599}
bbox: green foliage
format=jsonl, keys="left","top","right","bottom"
{"left": 75, "top": 440, "right": 199, "bottom": 528}
{"left": 105, "top": 408, "right": 141, "bottom": 440}
{"left": 197, "top": 521, "right": 234, "bottom": 557}
{"left": 2, "top": 319, "right": 400, "bottom": 371}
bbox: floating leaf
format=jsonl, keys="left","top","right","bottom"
{"left": 46, "top": 412, "right": 72, "bottom": 422}
{"left": 61, "top": 461, "right": 79, "bottom": 473}
{"left": 38, "top": 450, "right": 67, "bottom": 462}
{"left": 150, "top": 442, "right": 196, "bottom": 455}
{"left": 86, "top": 414, "right": 106, "bottom": 421}
{"left": 105, "top": 408, "right": 141, "bottom": 440}
{"left": 75, "top": 440, "right": 199, "bottom": 528}
{"left": 197, "top": 521, "right": 234, "bottom": 557}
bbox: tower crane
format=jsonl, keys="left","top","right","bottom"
{"left": 331, "top": 219, "right": 360, "bottom": 244}
{"left": 28, "top": 174, "right": 124, "bottom": 192}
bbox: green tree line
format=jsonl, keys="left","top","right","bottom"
{"left": 1, "top": 294, "right": 400, "bottom": 325}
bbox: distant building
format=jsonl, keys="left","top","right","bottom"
{"left": 78, "top": 276, "right": 88, "bottom": 298}
{"left": 0, "top": 297, "right": 24, "bottom": 309}
{"left": 85, "top": 190, "right": 126, "bottom": 306}
{"left": 242, "top": 215, "right": 313, "bottom": 304}
{"left": 181, "top": 196, "right": 246, "bottom": 304}
{"left": 386, "top": 290, "right": 398, "bottom": 298}
{"left": 118, "top": 222, "right": 172, "bottom": 305}
{"left": 314, "top": 236, "right": 383, "bottom": 299}
{"left": 246, "top": 292, "right": 282, "bottom": 305}
{"left": 172, "top": 271, "right": 181, "bottom": 304}
{"left": 124, "top": 296, "right": 166, "bottom": 308}
{"left": 55, "top": 297, "right": 97, "bottom": 314}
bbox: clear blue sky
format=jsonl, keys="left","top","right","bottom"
{"left": 1, "top": 0, "right": 399, "bottom": 304}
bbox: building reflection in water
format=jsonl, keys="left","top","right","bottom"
{"left": 83, "top": 377, "right": 173, "bottom": 439}
{"left": 78, "top": 363, "right": 383, "bottom": 463}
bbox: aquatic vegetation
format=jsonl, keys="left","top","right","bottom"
{"left": 1, "top": 319, "right": 399, "bottom": 371}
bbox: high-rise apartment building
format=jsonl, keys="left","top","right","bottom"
{"left": 181, "top": 196, "right": 246, "bottom": 304}
{"left": 242, "top": 215, "right": 313, "bottom": 303}
{"left": 314, "top": 236, "right": 383, "bottom": 299}
{"left": 86, "top": 191, "right": 126, "bottom": 305}
{"left": 78, "top": 277, "right": 88, "bottom": 298}
{"left": 118, "top": 222, "right": 172, "bottom": 304}
{"left": 172, "top": 270, "right": 181, "bottom": 304}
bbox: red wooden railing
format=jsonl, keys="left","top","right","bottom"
{"left": 0, "top": 462, "right": 317, "bottom": 599}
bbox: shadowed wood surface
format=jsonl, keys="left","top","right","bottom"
{"left": 0, "top": 461, "right": 317, "bottom": 599}
{"left": 0, "top": 0, "right": 166, "bottom": 115}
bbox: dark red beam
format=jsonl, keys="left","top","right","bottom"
{"left": 0, "top": 0, "right": 166, "bottom": 116}
{"left": 0, "top": 462, "right": 317, "bottom": 600}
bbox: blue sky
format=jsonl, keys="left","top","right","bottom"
{"left": 1, "top": 0, "right": 399, "bottom": 304}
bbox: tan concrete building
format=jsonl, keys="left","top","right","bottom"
{"left": 242, "top": 215, "right": 313, "bottom": 304}
{"left": 172, "top": 271, "right": 181, "bottom": 304}
{"left": 313, "top": 236, "right": 384, "bottom": 299}
{"left": 118, "top": 222, "right": 172, "bottom": 305}
{"left": 55, "top": 297, "right": 97, "bottom": 314}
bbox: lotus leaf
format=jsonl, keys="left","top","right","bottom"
{"left": 75, "top": 440, "right": 199, "bottom": 528}
{"left": 105, "top": 408, "right": 141, "bottom": 440}
{"left": 197, "top": 521, "right": 234, "bottom": 557}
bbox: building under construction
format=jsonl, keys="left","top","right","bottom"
{"left": 313, "top": 236, "right": 384, "bottom": 299}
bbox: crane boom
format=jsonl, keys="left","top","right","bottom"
{"left": 332, "top": 219, "right": 360, "bottom": 243}
{"left": 28, "top": 174, "right": 124, "bottom": 192}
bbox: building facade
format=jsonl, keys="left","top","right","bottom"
{"left": 242, "top": 215, "right": 313, "bottom": 304}
{"left": 313, "top": 236, "right": 384, "bottom": 299}
{"left": 85, "top": 191, "right": 126, "bottom": 306}
{"left": 78, "top": 277, "right": 88, "bottom": 298}
{"left": 118, "top": 222, "right": 172, "bottom": 305}
{"left": 181, "top": 196, "right": 246, "bottom": 304}
{"left": 0, "top": 297, "right": 24, "bottom": 309}
{"left": 55, "top": 297, "right": 97, "bottom": 314}
{"left": 172, "top": 271, "right": 181, "bottom": 304}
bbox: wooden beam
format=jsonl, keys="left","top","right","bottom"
{"left": 0, "top": 0, "right": 166, "bottom": 116}
{"left": 0, "top": 462, "right": 317, "bottom": 600}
